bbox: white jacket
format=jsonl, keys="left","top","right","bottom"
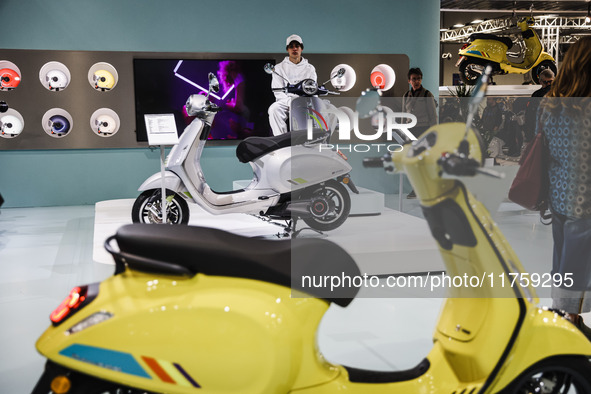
{"left": 272, "top": 56, "right": 317, "bottom": 101}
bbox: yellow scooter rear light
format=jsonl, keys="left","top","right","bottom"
{"left": 50, "top": 375, "right": 71, "bottom": 394}
{"left": 50, "top": 286, "right": 88, "bottom": 325}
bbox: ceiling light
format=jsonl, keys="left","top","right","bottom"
{"left": 453, "top": 23, "right": 465, "bottom": 28}
{"left": 586, "top": 2, "right": 590, "bottom": 24}
{"left": 471, "top": 19, "right": 484, "bottom": 24}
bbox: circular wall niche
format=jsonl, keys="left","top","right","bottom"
{"left": 39, "top": 62, "right": 71, "bottom": 91}
{"left": 0, "top": 108, "right": 25, "bottom": 138}
{"left": 42, "top": 109, "right": 74, "bottom": 138}
{"left": 370, "top": 64, "right": 396, "bottom": 91}
{"left": 90, "top": 108, "right": 120, "bottom": 137}
{"left": 88, "top": 62, "right": 118, "bottom": 92}
{"left": 330, "top": 64, "right": 356, "bottom": 92}
{"left": 0, "top": 61, "right": 22, "bottom": 91}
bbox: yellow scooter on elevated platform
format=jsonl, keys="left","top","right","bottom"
{"left": 32, "top": 68, "right": 591, "bottom": 393}
{"left": 457, "top": 17, "right": 557, "bottom": 84}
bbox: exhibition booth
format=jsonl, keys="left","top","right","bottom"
{"left": 2, "top": 0, "right": 591, "bottom": 393}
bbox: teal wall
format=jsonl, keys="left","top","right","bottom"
{"left": 0, "top": 0, "right": 439, "bottom": 207}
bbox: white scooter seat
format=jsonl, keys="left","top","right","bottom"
{"left": 110, "top": 224, "right": 360, "bottom": 306}
{"left": 469, "top": 33, "right": 513, "bottom": 49}
{"left": 236, "top": 129, "right": 328, "bottom": 163}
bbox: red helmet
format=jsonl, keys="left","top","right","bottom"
{"left": 0, "top": 68, "right": 21, "bottom": 90}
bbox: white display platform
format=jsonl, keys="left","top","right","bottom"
{"left": 439, "top": 84, "right": 539, "bottom": 97}
{"left": 232, "top": 181, "right": 384, "bottom": 216}
{"left": 93, "top": 199, "right": 443, "bottom": 276}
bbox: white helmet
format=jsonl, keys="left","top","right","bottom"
{"left": 0, "top": 115, "right": 24, "bottom": 136}
{"left": 46, "top": 69, "right": 69, "bottom": 90}
{"left": 95, "top": 114, "right": 116, "bottom": 134}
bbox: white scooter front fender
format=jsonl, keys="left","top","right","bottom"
{"left": 138, "top": 171, "right": 187, "bottom": 196}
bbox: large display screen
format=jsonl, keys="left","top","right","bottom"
{"left": 133, "top": 58, "right": 276, "bottom": 141}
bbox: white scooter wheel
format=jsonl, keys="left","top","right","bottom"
{"left": 300, "top": 180, "right": 351, "bottom": 232}
{"left": 132, "top": 189, "right": 190, "bottom": 225}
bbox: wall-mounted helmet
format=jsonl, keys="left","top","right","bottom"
{"left": 93, "top": 69, "right": 115, "bottom": 90}
{"left": 46, "top": 69, "right": 69, "bottom": 91}
{"left": 95, "top": 114, "right": 116, "bottom": 134}
{"left": 48, "top": 115, "right": 71, "bottom": 135}
{"left": 370, "top": 71, "right": 386, "bottom": 90}
{"left": 0, "top": 68, "right": 21, "bottom": 90}
{"left": 0, "top": 114, "right": 23, "bottom": 136}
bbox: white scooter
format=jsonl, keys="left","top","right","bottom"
{"left": 132, "top": 72, "right": 358, "bottom": 234}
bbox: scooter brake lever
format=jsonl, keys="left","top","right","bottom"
{"left": 475, "top": 167, "right": 505, "bottom": 179}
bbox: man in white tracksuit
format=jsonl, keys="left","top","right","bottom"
{"left": 268, "top": 34, "right": 317, "bottom": 136}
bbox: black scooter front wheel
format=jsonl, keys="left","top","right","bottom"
{"left": 132, "top": 189, "right": 190, "bottom": 225}
{"left": 300, "top": 180, "right": 351, "bottom": 232}
{"left": 499, "top": 356, "right": 591, "bottom": 393}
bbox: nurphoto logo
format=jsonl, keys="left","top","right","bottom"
{"left": 307, "top": 106, "right": 418, "bottom": 153}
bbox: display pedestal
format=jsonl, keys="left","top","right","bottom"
{"left": 93, "top": 199, "right": 444, "bottom": 276}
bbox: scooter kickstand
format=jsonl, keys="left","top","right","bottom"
{"left": 290, "top": 217, "right": 324, "bottom": 238}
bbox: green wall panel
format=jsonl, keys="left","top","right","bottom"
{"left": 0, "top": 0, "right": 439, "bottom": 207}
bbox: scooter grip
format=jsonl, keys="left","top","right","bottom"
{"left": 362, "top": 156, "right": 386, "bottom": 168}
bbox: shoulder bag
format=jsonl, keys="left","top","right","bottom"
{"left": 508, "top": 129, "right": 551, "bottom": 222}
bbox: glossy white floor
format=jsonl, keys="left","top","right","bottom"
{"left": 0, "top": 195, "right": 585, "bottom": 393}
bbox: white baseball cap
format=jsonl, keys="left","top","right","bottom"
{"left": 286, "top": 34, "right": 303, "bottom": 47}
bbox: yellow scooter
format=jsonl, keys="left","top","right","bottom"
{"left": 32, "top": 69, "right": 591, "bottom": 393}
{"left": 457, "top": 17, "right": 556, "bottom": 85}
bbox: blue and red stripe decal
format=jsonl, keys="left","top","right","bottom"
{"left": 60, "top": 344, "right": 201, "bottom": 388}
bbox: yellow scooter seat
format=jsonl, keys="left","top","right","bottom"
{"left": 111, "top": 223, "right": 361, "bottom": 306}
{"left": 470, "top": 33, "right": 513, "bottom": 49}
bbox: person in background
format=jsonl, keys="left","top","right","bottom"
{"left": 481, "top": 97, "right": 504, "bottom": 158}
{"left": 402, "top": 67, "right": 437, "bottom": 198}
{"left": 540, "top": 36, "right": 591, "bottom": 340}
{"left": 402, "top": 67, "right": 437, "bottom": 138}
{"left": 533, "top": 68, "right": 555, "bottom": 98}
{"left": 523, "top": 69, "right": 555, "bottom": 143}
{"left": 268, "top": 34, "right": 317, "bottom": 136}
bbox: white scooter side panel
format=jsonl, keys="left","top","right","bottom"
{"left": 256, "top": 145, "right": 352, "bottom": 194}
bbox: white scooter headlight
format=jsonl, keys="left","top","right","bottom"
{"left": 46, "top": 69, "right": 69, "bottom": 90}
{"left": 185, "top": 94, "right": 208, "bottom": 116}
{"left": 95, "top": 114, "right": 116, "bottom": 134}
{"left": 0, "top": 115, "right": 23, "bottom": 136}
{"left": 301, "top": 79, "right": 318, "bottom": 96}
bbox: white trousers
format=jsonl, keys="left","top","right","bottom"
{"left": 268, "top": 98, "right": 291, "bottom": 136}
